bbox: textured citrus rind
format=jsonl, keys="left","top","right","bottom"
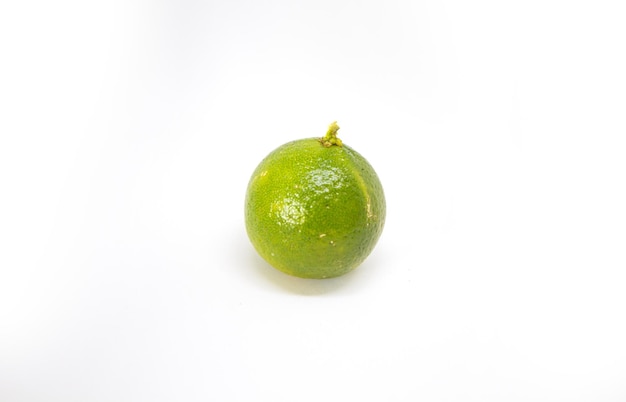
{"left": 245, "top": 138, "right": 385, "bottom": 279}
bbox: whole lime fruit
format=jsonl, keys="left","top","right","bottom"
{"left": 244, "top": 122, "right": 386, "bottom": 279}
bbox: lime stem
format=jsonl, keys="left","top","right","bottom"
{"left": 320, "top": 121, "right": 343, "bottom": 147}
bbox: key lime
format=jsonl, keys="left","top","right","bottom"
{"left": 244, "top": 122, "right": 386, "bottom": 279}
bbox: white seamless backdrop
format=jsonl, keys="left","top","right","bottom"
{"left": 1, "top": 1, "right": 625, "bottom": 401}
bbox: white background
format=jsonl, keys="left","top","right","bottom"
{"left": 1, "top": 0, "right": 625, "bottom": 401}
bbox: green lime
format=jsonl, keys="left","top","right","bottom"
{"left": 244, "top": 122, "right": 386, "bottom": 279}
